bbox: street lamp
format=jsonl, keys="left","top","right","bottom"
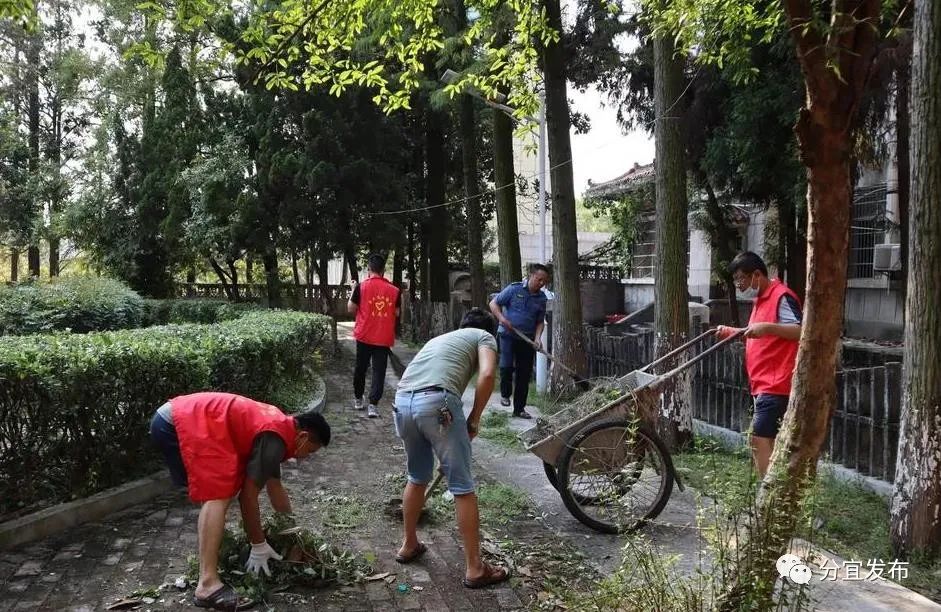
{"left": 441, "top": 69, "right": 550, "bottom": 393}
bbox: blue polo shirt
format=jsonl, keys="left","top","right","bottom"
{"left": 494, "top": 281, "right": 548, "bottom": 337}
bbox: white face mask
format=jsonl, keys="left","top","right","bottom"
{"left": 738, "top": 274, "right": 759, "bottom": 299}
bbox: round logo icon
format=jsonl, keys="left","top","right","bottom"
{"left": 788, "top": 563, "right": 813, "bottom": 585}
{"left": 776, "top": 553, "right": 803, "bottom": 578}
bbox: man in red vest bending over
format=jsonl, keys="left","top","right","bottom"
{"left": 149, "top": 392, "right": 330, "bottom": 611}
{"left": 715, "top": 252, "right": 801, "bottom": 477}
{"left": 348, "top": 253, "right": 401, "bottom": 418}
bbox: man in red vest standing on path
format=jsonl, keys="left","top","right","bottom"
{"left": 149, "top": 392, "right": 331, "bottom": 611}
{"left": 349, "top": 253, "right": 401, "bottom": 418}
{"left": 715, "top": 251, "right": 802, "bottom": 477}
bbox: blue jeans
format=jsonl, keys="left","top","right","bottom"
{"left": 393, "top": 389, "right": 475, "bottom": 495}
{"left": 149, "top": 405, "right": 188, "bottom": 487}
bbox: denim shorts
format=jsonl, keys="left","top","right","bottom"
{"left": 393, "top": 389, "right": 475, "bottom": 495}
{"left": 149, "top": 404, "right": 188, "bottom": 488}
{"left": 752, "top": 394, "right": 789, "bottom": 438}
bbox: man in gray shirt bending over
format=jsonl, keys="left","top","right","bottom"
{"left": 391, "top": 308, "right": 509, "bottom": 589}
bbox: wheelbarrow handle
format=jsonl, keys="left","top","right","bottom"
{"left": 638, "top": 328, "right": 716, "bottom": 374}
{"left": 655, "top": 328, "right": 747, "bottom": 383}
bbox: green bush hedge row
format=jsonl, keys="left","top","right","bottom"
{"left": 0, "top": 277, "right": 263, "bottom": 336}
{"left": 0, "top": 277, "right": 146, "bottom": 335}
{"left": 142, "top": 299, "right": 258, "bottom": 326}
{"left": 0, "top": 310, "right": 330, "bottom": 516}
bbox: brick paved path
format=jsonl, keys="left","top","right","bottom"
{"left": 0, "top": 339, "right": 570, "bottom": 612}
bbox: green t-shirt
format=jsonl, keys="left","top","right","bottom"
{"left": 397, "top": 328, "right": 498, "bottom": 397}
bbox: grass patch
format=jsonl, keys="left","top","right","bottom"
{"left": 479, "top": 410, "right": 524, "bottom": 451}
{"left": 675, "top": 437, "right": 941, "bottom": 603}
{"left": 478, "top": 482, "right": 531, "bottom": 525}
{"left": 313, "top": 492, "right": 374, "bottom": 531}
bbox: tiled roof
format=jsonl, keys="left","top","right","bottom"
{"left": 584, "top": 161, "right": 655, "bottom": 199}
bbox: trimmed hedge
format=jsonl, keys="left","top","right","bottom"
{"left": 0, "top": 277, "right": 146, "bottom": 335}
{"left": 0, "top": 310, "right": 330, "bottom": 516}
{"left": 142, "top": 299, "right": 258, "bottom": 326}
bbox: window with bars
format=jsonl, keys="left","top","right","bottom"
{"left": 629, "top": 215, "right": 657, "bottom": 278}
{"left": 848, "top": 183, "right": 887, "bottom": 279}
{"left": 628, "top": 214, "right": 691, "bottom": 279}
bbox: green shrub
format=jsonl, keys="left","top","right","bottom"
{"left": 142, "top": 299, "right": 258, "bottom": 326}
{"left": 0, "top": 277, "right": 146, "bottom": 335}
{"left": 0, "top": 310, "right": 330, "bottom": 515}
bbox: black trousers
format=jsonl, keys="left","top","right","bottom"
{"left": 354, "top": 341, "right": 390, "bottom": 404}
{"left": 499, "top": 335, "right": 536, "bottom": 413}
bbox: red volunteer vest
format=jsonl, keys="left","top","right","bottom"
{"left": 745, "top": 279, "right": 800, "bottom": 396}
{"left": 170, "top": 392, "right": 297, "bottom": 502}
{"left": 353, "top": 276, "right": 400, "bottom": 347}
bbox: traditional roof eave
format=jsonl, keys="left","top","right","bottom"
{"left": 584, "top": 161, "right": 655, "bottom": 200}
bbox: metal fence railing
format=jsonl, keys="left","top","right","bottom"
{"left": 583, "top": 324, "right": 904, "bottom": 484}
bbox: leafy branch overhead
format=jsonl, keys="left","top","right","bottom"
{"left": 135, "top": 0, "right": 560, "bottom": 120}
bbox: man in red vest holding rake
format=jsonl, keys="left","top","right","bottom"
{"left": 150, "top": 392, "right": 330, "bottom": 611}
{"left": 349, "top": 253, "right": 401, "bottom": 418}
{"left": 716, "top": 251, "right": 802, "bottom": 477}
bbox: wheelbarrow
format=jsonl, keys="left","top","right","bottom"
{"left": 519, "top": 328, "right": 745, "bottom": 534}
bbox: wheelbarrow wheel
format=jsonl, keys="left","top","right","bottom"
{"left": 544, "top": 462, "right": 560, "bottom": 490}
{"left": 556, "top": 418, "right": 674, "bottom": 534}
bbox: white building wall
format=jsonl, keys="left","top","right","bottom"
{"left": 688, "top": 229, "right": 712, "bottom": 301}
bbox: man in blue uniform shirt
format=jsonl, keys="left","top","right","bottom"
{"left": 488, "top": 264, "right": 550, "bottom": 419}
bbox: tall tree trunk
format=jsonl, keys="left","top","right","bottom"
{"left": 718, "top": 3, "right": 884, "bottom": 607}
{"left": 10, "top": 249, "right": 19, "bottom": 282}
{"left": 262, "top": 242, "right": 280, "bottom": 308}
{"left": 318, "top": 255, "right": 331, "bottom": 313}
{"left": 459, "top": 97, "right": 488, "bottom": 308}
{"left": 291, "top": 249, "right": 301, "bottom": 288}
{"left": 208, "top": 258, "right": 234, "bottom": 300}
{"left": 407, "top": 221, "right": 417, "bottom": 301}
{"left": 26, "top": 10, "right": 41, "bottom": 279}
{"left": 493, "top": 106, "right": 523, "bottom": 285}
{"left": 890, "top": 0, "right": 941, "bottom": 560}
{"left": 425, "top": 109, "right": 451, "bottom": 303}
{"left": 344, "top": 244, "right": 360, "bottom": 283}
{"left": 392, "top": 247, "right": 404, "bottom": 289}
{"left": 543, "top": 0, "right": 587, "bottom": 390}
{"left": 245, "top": 256, "right": 254, "bottom": 285}
{"left": 896, "top": 50, "right": 911, "bottom": 304}
{"left": 653, "top": 31, "right": 692, "bottom": 450}
{"left": 227, "top": 259, "right": 240, "bottom": 301}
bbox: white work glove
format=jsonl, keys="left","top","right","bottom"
{"left": 245, "top": 541, "right": 283, "bottom": 576}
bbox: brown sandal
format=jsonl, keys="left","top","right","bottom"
{"left": 395, "top": 542, "right": 428, "bottom": 564}
{"left": 463, "top": 563, "right": 509, "bottom": 589}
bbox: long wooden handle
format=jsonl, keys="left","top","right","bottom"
{"left": 511, "top": 328, "right": 582, "bottom": 379}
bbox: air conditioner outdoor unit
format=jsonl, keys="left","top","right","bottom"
{"left": 873, "top": 243, "right": 902, "bottom": 272}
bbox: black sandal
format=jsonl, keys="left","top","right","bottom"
{"left": 513, "top": 410, "right": 533, "bottom": 419}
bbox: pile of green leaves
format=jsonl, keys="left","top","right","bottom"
{"left": 142, "top": 299, "right": 258, "bottom": 326}
{"left": 190, "top": 514, "right": 371, "bottom": 603}
{"left": 0, "top": 310, "right": 330, "bottom": 515}
{"left": 0, "top": 277, "right": 146, "bottom": 335}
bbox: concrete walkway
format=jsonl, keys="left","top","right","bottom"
{"left": 382, "top": 325, "right": 940, "bottom": 612}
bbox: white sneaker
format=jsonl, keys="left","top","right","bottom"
{"left": 353, "top": 397, "right": 364, "bottom": 410}
{"left": 367, "top": 404, "right": 379, "bottom": 418}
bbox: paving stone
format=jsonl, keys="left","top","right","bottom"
{"left": 163, "top": 516, "right": 185, "bottom": 527}
{"left": 13, "top": 561, "right": 42, "bottom": 578}
{"left": 101, "top": 553, "right": 122, "bottom": 566}
{"left": 111, "top": 537, "right": 132, "bottom": 549}
{"left": 40, "top": 572, "right": 62, "bottom": 583}
{"left": 6, "top": 581, "right": 29, "bottom": 593}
